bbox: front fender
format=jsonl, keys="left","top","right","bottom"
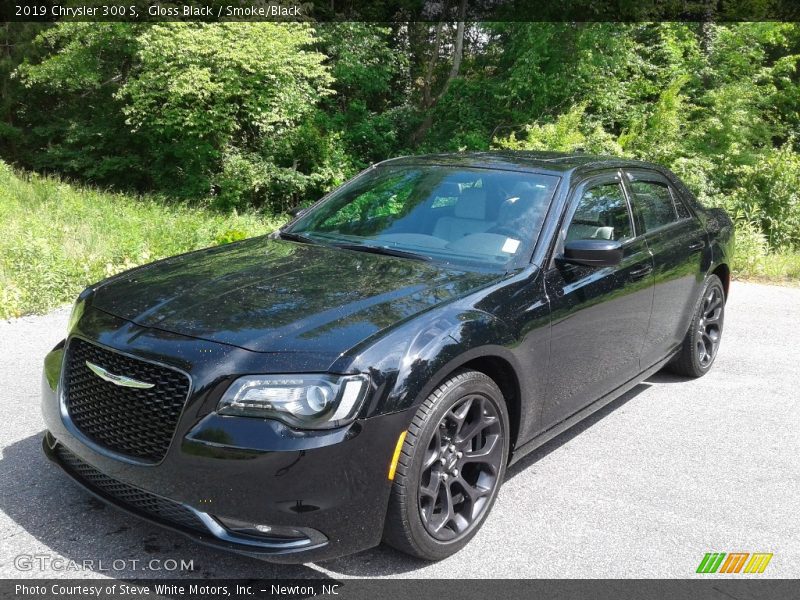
{"left": 337, "top": 307, "right": 520, "bottom": 417}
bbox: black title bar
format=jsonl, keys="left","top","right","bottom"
{"left": 0, "top": 579, "right": 798, "bottom": 600}
{"left": 3, "top": 0, "right": 800, "bottom": 22}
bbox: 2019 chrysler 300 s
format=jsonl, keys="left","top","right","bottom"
{"left": 41, "top": 152, "right": 733, "bottom": 562}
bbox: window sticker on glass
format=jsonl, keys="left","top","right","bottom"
{"left": 501, "top": 238, "right": 521, "bottom": 254}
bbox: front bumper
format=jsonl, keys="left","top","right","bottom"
{"left": 41, "top": 314, "right": 412, "bottom": 563}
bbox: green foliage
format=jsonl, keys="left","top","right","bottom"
{"left": 732, "top": 221, "right": 769, "bottom": 275}
{"left": 618, "top": 75, "right": 690, "bottom": 163}
{"left": 0, "top": 161, "right": 284, "bottom": 319}
{"left": 731, "top": 220, "right": 800, "bottom": 282}
{"left": 725, "top": 144, "right": 800, "bottom": 248}
{"left": 121, "top": 23, "right": 332, "bottom": 204}
{"left": 2, "top": 21, "right": 800, "bottom": 289}
{"left": 497, "top": 105, "right": 625, "bottom": 155}
{"left": 214, "top": 228, "right": 250, "bottom": 246}
{"left": 495, "top": 23, "right": 800, "bottom": 253}
{"left": 12, "top": 23, "right": 332, "bottom": 210}
{"left": 314, "top": 23, "right": 410, "bottom": 166}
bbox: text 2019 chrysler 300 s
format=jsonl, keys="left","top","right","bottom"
{"left": 41, "top": 152, "right": 733, "bottom": 562}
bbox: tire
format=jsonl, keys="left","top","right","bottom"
{"left": 383, "top": 369, "right": 509, "bottom": 561}
{"left": 667, "top": 274, "right": 725, "bottom": 378}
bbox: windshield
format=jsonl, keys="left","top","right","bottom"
{"left": 286, "top": 165, "right": 560, "bottom": 268}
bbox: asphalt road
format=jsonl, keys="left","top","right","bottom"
{"left": 0, "top": 281, "right": 797, "bottom": 580}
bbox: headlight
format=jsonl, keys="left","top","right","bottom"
{"left": 216, "top": 374, "right": 369, "bottom": 429}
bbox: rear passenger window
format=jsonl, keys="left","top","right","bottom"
{"left": 567, "top": 183, "right": 633, "bottom": 242}
{"left": 629, "top": 181, "right": 678, "bottom": 231}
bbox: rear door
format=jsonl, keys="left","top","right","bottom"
{"left": 540, "top": 171, "right": 654, "bottom": 428}
{"left": 622, "top": 169, "right": 707, "bottom": 369}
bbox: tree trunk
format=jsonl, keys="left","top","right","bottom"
{"left": 411, "top": 0, "right": 467, "bottom": 146}
{"left": 422, "top": 21, "right": 445, "bottom": 108}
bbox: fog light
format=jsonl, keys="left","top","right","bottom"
{"left": 215, "top": 516, "right": 307, "bottom": 541}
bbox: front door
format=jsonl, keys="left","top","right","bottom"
{"left": 540, "top": 172, "right": 654, "bottom": 429}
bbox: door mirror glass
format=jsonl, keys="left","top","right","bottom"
{"left": 562, "top": 239, "right": 623, "bottom": 267}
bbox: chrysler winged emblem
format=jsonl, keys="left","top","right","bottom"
{"left": 85, "top": 361, "right": 155, "bottom": 389}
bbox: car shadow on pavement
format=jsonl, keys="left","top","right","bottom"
{"left": 504, "top": 381, "right": 654, "bottom": 480}
{"left": 319, "top": 379, "right": 669, "bottom": 577}
{"left": 645, "top": 371, "right": 692, "bottom": 384}
{"left": 0, "top": 432, "right": 330, "bottom": 580}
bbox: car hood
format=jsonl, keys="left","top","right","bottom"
{"left": 90, "top": 237, "right": 502, "bottom": 355}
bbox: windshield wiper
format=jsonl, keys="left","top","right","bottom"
{"left": 332, "top": 242, "right": 432, "bottom": 262}
{"left": 278, "top": 230, "right": 317, "bottom": 245}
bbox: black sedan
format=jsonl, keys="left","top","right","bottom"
{"left": 41, "top": 152, "right": 733, "bottom": 562}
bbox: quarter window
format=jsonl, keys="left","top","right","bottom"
{"left": 566, "top": 183, "right": 633, "bottom": 242}
{"left": 673, "top": 193, "right": 691, "bottom": 219}
{"left": 629, "top": 181, "right": 678, "bottom": 231}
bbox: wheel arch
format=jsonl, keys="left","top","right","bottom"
{"left": 712, "top": 262, "right": 731, "bottom": 300}
{"left": 408, "top": 350, "right": 524, "bottom": 456}
{"left": 460, "top": 356, "right": 521, "bottom": 455}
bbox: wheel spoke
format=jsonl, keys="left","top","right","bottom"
{"left": 447, "top": 397, "right": 473, "bottom": 437}
{"left": 457, "top": 477, "right": 489, "bottom": 506}
{"left": 423, "top": 451, "right": 439, "bottom": 470}
{"left": 456, "top": 410, "right": 495, "bottom": 447}
{"left": 463, "top": 434, "right": 502, "bottom": 468}
{"left": 696, "top": 340, "right": 706, "bottom": 360}
{"left": 420, "top": 475, "right": 441, "bottom": 499}
{"left": 705, "top": 298, "right": 722, "bottom": 317}
{"left": 703, "top": 289, "right": 716, "bottom": 312}
{"left": 451, "top": 511, "right": 470, "bottom": 534}
{"left": 428, "top": 484, "right": 455, "bottom": 534}
{"left": 701, "top": 332, "right": 712, "bottom": 349}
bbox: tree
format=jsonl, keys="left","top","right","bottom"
{"left": 15, "top": 23, "right": 333, "bottom": 209}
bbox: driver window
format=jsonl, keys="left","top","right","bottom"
{"left": 566, "top": 183, "right": 633, "bottom": 242}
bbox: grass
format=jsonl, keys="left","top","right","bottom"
{"left": 0, "top": 161, "right": 285, "bottom": 319}
{"left": 1, "top": 161, "right": 798, "bottom": 318}
{"left": 730, "top": 221, "right": 800, "bottom": 286}
{"left": 732, "top": 252, "right": 800, "bottom": 286}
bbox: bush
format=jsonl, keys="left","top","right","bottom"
{"left": 724, "top": 145, "right": 800, "bottom": 249}
{"left": 495, "top": 105, "right": 625, "bottom": 155}
{"left": 732, "top": 221, "right": 769, "bottom": 275}
{"left": 14, "top": 23, "right": 333, "bottom": 207}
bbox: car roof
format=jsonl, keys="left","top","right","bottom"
{"left": 378, "top": 151, "right": 666, "bottom": 177}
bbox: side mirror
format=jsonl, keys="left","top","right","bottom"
{"left": 561, "top": 239, "right": 623, "bottom": 267}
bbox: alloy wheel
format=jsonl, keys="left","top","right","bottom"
{"left": 696, "top": 285, "right": 724, "bottom": 367}
{"left": 418, "top": 394, "right": 503, "bottom": 541}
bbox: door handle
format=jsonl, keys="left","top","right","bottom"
{"left": 628, "top": 265, "right": 653, "bottom": 280}
{"left": 688, "top": 241, "right": 705, "bottom": 251}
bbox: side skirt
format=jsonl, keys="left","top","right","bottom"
{"left": 508, "top": 351, "right": 677, "bottom": 466}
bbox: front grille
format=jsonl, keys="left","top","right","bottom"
{"left": 63, "top": 338, "right": 190, "bottom": 463}
{"left": 55, "top": 444, "right": 206, "bottom": 532}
